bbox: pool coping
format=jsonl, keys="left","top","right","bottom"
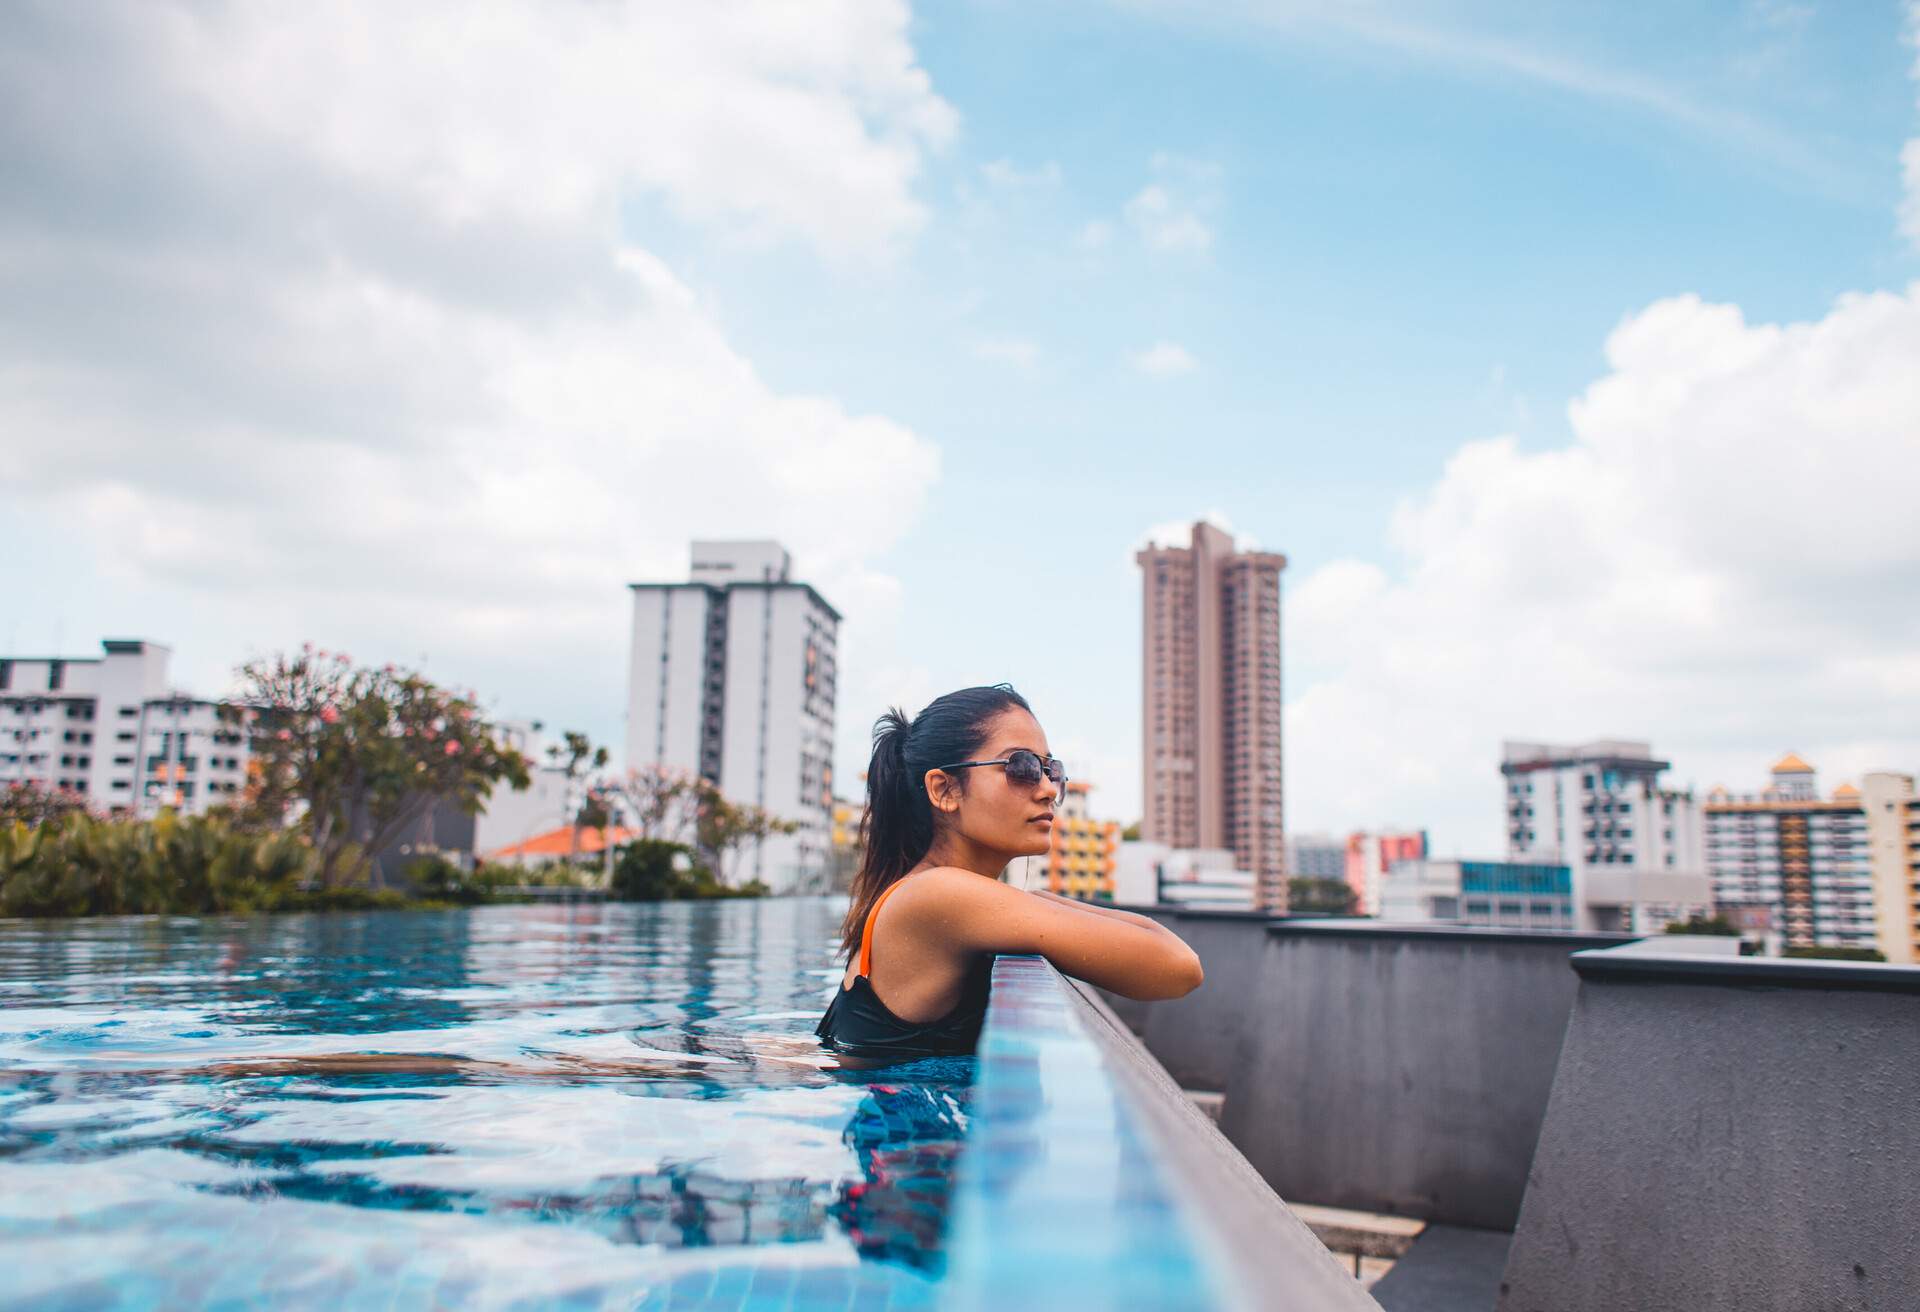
{"left": 941, "top": 954, "right": 1379, "bottom": 1311}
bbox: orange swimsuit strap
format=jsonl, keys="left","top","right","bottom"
{"left": 858, "top": 877, "right": 910, "bottom": 978}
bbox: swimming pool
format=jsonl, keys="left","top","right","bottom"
{"left": 0, "top": 900, "right": 975, "bottom": 1309}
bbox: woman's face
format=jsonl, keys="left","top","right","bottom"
{"left": 931, "top": 707, "right": 1060, "bottom": 858}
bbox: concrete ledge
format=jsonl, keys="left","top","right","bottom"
{"left": 944, "top": 956, "right": 1377, "bottom": 1311}
{"left": 1270, "top": 921, "right": 1634, "bottom": 949}
{"left": 1571, "top": 945, "right": 1920, "bottom": 992}
{"left": 1500, "top": 949, "right": 1920, "bottom": 1310}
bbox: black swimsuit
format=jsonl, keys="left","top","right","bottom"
{"left": 816, "top": 879, "right": 992, "bottom": 1063}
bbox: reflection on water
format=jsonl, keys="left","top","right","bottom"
{"left": 0, "top": 900, "right": 973, "bottom": 1309}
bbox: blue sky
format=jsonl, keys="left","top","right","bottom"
{"left": 3, "top": 1, "right": 1917, "bottom": 854}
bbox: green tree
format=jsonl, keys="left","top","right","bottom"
{"left": 1288, "top": 877, "right": 1358, "bottom": 915}
{"left": 609, "top": 837, "right": 767, "bottom": 902}
{"left": 1121, "top": 820, "right": 1142, "bottom": 842}
{"left": 1783, "top": 945, "right": 1886, "bottom": 963}
{"left": 611, "top": 765, "right": 701, "bottom": 844}
{"left": 238, "top": 646, "right": 530, "bottom": 887}
{"left": 608, "top": 767, "right": 798, "bottom": 889}
{"left": 548, "top": 730, "right": 609, "bottom": 861}
{"left": 693, "top": 779, "right": 801, "bottom": 886}
{"left": 1664, "top": 913, "right": 1739, "bottom": 937}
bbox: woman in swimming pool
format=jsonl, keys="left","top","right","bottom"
{"left": 816, "top": 684, "right": 1204, "bottom": 1066}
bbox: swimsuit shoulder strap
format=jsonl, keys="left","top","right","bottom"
{"left": 858, "top": 877, "right": 912, "bottom": 978}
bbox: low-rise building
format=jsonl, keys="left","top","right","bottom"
{"left": 1114, "top": 841, "right": 1258, "bottom": 910}
{"left": 1344, "top": 829, "right": 1428, "bottom": 916}
{"left": 1380, "top": 858, "right": 1576, "bottom": 931}
{"left": 0, "top": 640, "right": 252, "bottom": 817}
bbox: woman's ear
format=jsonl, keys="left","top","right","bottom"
{"left": 924, "top": 768, "right": 961, "bottom": 814}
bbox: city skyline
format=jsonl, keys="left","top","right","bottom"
{"left": 2, "top": 4, "right": 1917, "bottom": 855}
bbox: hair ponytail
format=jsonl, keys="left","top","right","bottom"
{"left": 837, "top": 684, "right": 1033, "bottom": 959}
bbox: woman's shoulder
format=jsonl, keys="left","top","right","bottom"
{"left": 890, "top": 866, "right": 1018, "bottom": 912}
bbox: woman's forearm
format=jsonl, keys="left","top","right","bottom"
{"left": 1031, "top": 890, "right": 1181, "bottom": 938}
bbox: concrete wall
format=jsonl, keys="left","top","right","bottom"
{"left": 1107, "top": 910, "right": 1629, "bottom": 1231}
{"left": 1122, "top": 909, "right": 1271, "bottom": 1094}
{"left": 1499, "top": 950, "right": 1920, "bottom": 1312}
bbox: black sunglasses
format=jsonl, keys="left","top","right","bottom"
{"left": 937, "top": 748, "right": 1068, "bottom": 791}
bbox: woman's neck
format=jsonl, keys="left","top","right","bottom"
{"left": 916, "top": 830, "right": 1010, "bottom": 881}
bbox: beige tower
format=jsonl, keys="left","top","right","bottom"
{"left": 1138, "top": 522, "right": 1288, "bottom": 909}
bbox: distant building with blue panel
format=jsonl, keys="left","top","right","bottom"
{"left": 1381, "top": 858, "right": 1574, "bottom": 931}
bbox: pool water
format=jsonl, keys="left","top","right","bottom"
{"left": 0, "top": 899, "right": 974, "bottom": 1310}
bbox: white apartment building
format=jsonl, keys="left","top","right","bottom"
{"left": 1503, "top": 740, "right": 1711, "bottom": 932}
{"left": 1, "top": 640, "right": 252, "bottom": 817}
{"left": 625, "top": 541, "right": 838, "bottom": 892}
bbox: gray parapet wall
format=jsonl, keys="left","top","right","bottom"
{"left": 945, "top": 954, "right": 1378, "bottom": 1311}
{"left": 1107, "top": 910, "right": 1631, "bottom": 1231}
{"left": 1498, "top": 948, "right": 1920, "bottom": 1312}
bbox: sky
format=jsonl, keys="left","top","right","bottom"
{"left": 2, "top": 0, "right": 1918, "bottom": 856}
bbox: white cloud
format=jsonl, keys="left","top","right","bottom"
{"left": 1128, "top": 341, "right": 1199, "bottom": 377}
{"left": 1136, "top": 511, "right": 1258, "bottom": 556}
{"left": 971, "top": 336, "right": 1042, "bottom": 368}
{"left": 980, "top": 158, "right": 1062, "bottom": 189}
{"left": 0, "top": 2, "right": 949, "bottom": 756}
{"left": 1110, "top": 152, "right": 1221, "bottom": 253}
{"left": 1285, "top": 286, "right": 1920, "bottom": 854}
{"left": 1075, "top": 219, "right": 1116, "bottom": 250}
{"left": 1123, "top": 184, "right": 1213, "bottom": 252}
{"left": 181, "top": 2, "right": 956, "bottom": 259}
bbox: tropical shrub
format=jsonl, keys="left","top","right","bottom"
{"left": 0, "top": 782, "right": 92, "bottom": 828}
{"left": 610, "top": 839, "right": 765, "bottom": 902}
{"left": 1288, "top": 877, "right": 1358, "bottom": 915}
{"left": 0, "top": 812, "right": 320, "bottom": 918}
{"left": 1783, "top": 945, "right": 1886, "bottom": 963}
{"left": 1664, "top": 913, "right": 1740, "bottom": 936}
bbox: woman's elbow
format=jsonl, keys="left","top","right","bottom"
{"left": 1133, "top": 944, "right": 1203, "bottom": 1001}
{"left": 1168, "top": 946, "right": 1204, "bottom": 998}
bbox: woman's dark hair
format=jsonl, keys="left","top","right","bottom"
{"left": 838, "top": 683, "right": 1032, "bottom": 958}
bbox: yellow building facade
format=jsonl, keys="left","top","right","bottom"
{"left": 1039, "top": 782, "right": 1121, "bottom": 902}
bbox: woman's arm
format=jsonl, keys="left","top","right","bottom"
{"left": 906, "top": 869, "right": 1203, "bottom": 1001}
{"left": 1029, "top": 889, "right": 1185, "bottom": 940}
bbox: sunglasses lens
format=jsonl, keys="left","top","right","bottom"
{"left": 1004, "top": 750, "right": 1040, "bottom": 785}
